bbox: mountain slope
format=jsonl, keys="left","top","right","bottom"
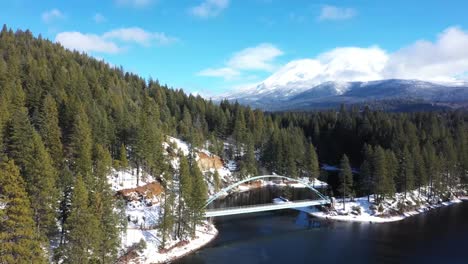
{"left": 224, "top": 78, "right": 468, "bottom": 111}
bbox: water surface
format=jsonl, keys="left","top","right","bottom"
{"left": 176, "top": 200, "right": 468, "bottom": 264}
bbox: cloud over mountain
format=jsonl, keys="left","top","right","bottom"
{"left": 217, "top": 26, "right": 468, "bottom": 94}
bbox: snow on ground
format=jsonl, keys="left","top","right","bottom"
{"left": 111, "top": 137, "right": 228, "bottom": 263}
{"left": 109, "top": 168, "right": 157, "bottom": 192}
{"left": 304, "top": 188, "right": 464, "bottom": 223}
{"left": 123, "top": 222, "right": 217, "bottom": 264}
{"left": 167, "top": 136, "right": 237, "bottom": 195}
{"left": 126, "top": 202, "right": 161, "bottom": 229}
{"left": 167, "top": 136, "right": 190, "bottom": 156}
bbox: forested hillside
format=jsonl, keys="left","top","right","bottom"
{"left": 0, "top": 26, "right": 467, "bottom": 263}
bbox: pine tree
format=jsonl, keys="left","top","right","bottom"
{"left": 423, "top": 144, "right": 440, "bottom": 198}
{"left": 159, "top": 172, "right": 175, "bottom": 249}
{"left": 178, "top": 154, "right": 192, "bottom": 239}
{"left": 70, "top": 111, "right": 93, "bottom": 187}
{"left": 213, "top": 170, "right": 221, "bottom": 193}
{"left": 92, "top": 145, "right": 121, "bottom": 263}
{"left": 28, "top": 133, "right": 58, "bottom": 237}
{"left": 373, "top": 146, "right": 388, "bottom": 202}
{"left": 63, "top": 175, "right": 100, "bottom": 263}
{"left": 57, "top": 165, "right": 74, "bottom": 246}
{"left": 239, "top": 136, "right": 257, "bottom": 179}
{"left": 38, "top": 94, "right": 63, "bottom": 167}
{"left": 441, "top": 138, "right": 457, "bottom": 191}
{"left": 399, "top": 147, "right": 414, "bottom": 199}
{"left": 338, "top": 154, "right": 353, "bottom": 210}
{"left": 360, "top": 144, "right": 374, "bottom": 201}
{"left": 7, "top": 108, "right": 58, "bottom": 237}
{"left": 189, "top": 163, "right": 207, "bottom": 238}
{"left": 384, "top": 150, "right": 397, "bottom": 197}
{"left": 412, "top": 146, "right": 426, "bottom": 196}
{"left": 0, "top": 160, "right": 46, "bottom": 264}
{"left": 233, "top": 108, "right": 247, "bottom": 157}
{"left": 134, "top": 106, "right": 165, "bottom": 185}
{"left": 306, "top": 142, "right": 320, "bottom": 185}
{"left": 119, "top": 143, "right": 129, "bottom": 170}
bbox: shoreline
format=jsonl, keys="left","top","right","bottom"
{"left": 300, "top": 197, "right": 464, "bottom": 224}
{"left": 121, "top": 223, "right": 218, "bottom": 264}
{"left": 153, "top": 225, "right": 218, "bottom": 264}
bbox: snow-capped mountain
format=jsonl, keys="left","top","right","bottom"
{"left": 222, "top": 73, "right": 468, "bottom": 111}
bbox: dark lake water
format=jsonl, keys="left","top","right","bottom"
{"left": 176, "top": 190, "right": 468, "bottom": 264}
{"left": 206, "top": 185, "right": 320, "bottom": 210}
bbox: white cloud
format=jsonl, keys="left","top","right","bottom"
{"left": 55, "top": 32, "right": 121, "bottom": 54}
{"left": 190, "top": 0, "right": 229, "bottom": 18}
{"left": 103, "top": 27, "right": 177, "bottom": 46}
{"left": 55, "top": 27, "right": 177, "bottom": 54}
{"left": 197, "top": 67, "right": 240, "bottom": 80}
{"left": 42, "top": 9, "right": 65, "bottom": 23}
{"left": 197, "top": 43, "right": 283, "bottom": 80}
{"left": 318, "top": 5, "right": 356, "bottom": 21}
{"left": 227, "top": 43, "right": 283, "bottom": 71}
{"left": 115, "top": 0, "right": 153, "bottom": 8}
{"left": 383, "top": 27, "right": 468, "bottom": 82}
{"left": 93, "top": 13, "right": 106, "bottom": 23}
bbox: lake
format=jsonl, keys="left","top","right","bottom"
{"left": 176, "top": 188, "right": 468, "bottom": 264}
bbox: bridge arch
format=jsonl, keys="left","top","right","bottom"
{"left": 204, "top": 175, "right": 329, "bottom": 208}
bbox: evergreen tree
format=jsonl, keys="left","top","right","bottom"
{"left": 177, "top": 154, "right": 192, "bottom": 239}
{"left": 70, "top": 111, "right": 93, "bottom": 187}
{"left": 119, "top": 143, "right": 129, "bottom": 170}
{"left": 134, "top": 103, "right": 165, "bottom": 185}
{"left": 359, "top": 144, "right": 374, "bottom": 201}
{"left": 423, "top": 144, "right": 440, "bottom": 198}
{"left": 399, "top": 147, "right": 414, "bottom": 199}
{"left": 159, "top": 171, "right": 175, "bottom": 249}
{"left": 7, "top": 108, "right": 58, "bottom": 237}
{"left": 384, "top": 150, "right": 397, "bottom": 197}
{"left": 233, "top": 108, "right": 247, "bottom": 157}
{"left": 57, "top": 165, "right": 74, "bottom": 246}
{"left": 373, "top": 146, "right": 388, "bottom": 202}
{"left": 305, "top": 142, "right": 320, "bottom": 184}
{"left": 189, "top": 163, "right": 207, "bottom": 238}
{"left": 92, "top": 145, "right": 121, "bottom": 263}
{"left": 338, "top": 154, "right": 353, "bottom": 210}
{"left": 441, "top": 138, "right": 457, "bottom": 191}
{"left": 239, "top": 136, "right": 257, "bottom": 179}
{"left": 38, "top": 94, "right": 63, "bottom": 167}
{"left": 412, "top": 146, "right": 426, "bottom": 196}
{"left": 0, "top": 160, "right": 46, "bottom": 264}
{"left": 213, "top": 170, "right": 221, "bottom": 193}
{"left": 63, "top": 175, "right": 100, "bottom": 263}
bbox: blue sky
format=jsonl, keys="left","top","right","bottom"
{"left": 3, "top": 0, "right": 468, "bottom": 95}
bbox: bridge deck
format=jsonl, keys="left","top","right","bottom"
{"left": 205, "top": 199, "right": 330, "bottom": 217}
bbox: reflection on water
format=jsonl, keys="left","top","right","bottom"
{"left": 177, "top": 196, "right": 468, "bottom": 264}
{"left": 207, "top": 185, "right": 324, "bottom": 210}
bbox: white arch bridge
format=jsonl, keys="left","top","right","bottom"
{"left": 204, "top": 175, "right": 330, "bottom": 217}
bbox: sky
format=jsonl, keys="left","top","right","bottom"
{"left": 3, "top": 0, "right": 468, "bottom": 96}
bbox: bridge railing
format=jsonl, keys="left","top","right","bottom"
{"left": 205, "top": 198, "right": 329, "bottom": 212}
{"left": 204, "top": 175, "right": 330, "bottom": 209}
